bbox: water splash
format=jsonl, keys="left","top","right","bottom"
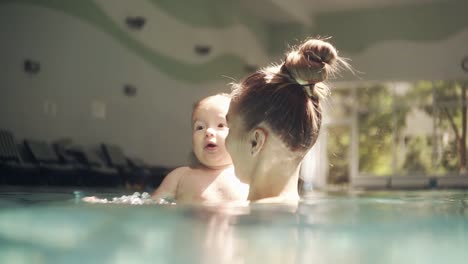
{"left": 81, "top": 192, "right": 175, "bottom": 205}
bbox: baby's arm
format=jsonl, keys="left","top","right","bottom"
{"left": 151, "top": 167, "right": 188, "bottom": 201}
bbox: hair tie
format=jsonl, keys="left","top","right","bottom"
{"left": 281, "top": 64, "right": 317, "bottom": 99}
{"left": 302, "top": 83, "right": 315, "bottom": 98}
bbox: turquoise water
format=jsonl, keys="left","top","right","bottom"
{"left": 0, "top": 188, "right": 467, "bottom": 264}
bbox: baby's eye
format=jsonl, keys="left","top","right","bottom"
{"left": 218, "top": 123, "right": 227, "bottom": 128}
{"left": 194, "top": 125, "right": 204, "bottom": 131}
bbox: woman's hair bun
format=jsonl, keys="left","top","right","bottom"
{"left": 283, "top": 38, "right": 339, "bottom": 84}
{"left": 299, "top": 39, "right": 337, "bottom": 65}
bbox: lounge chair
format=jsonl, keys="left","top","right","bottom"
{"left": 100, "top": 143, "right": 133, "bottom": 185}
{"left": 65, "top": 145, "right": 119, "bottom": 186}
{"left": 0, "top": 130, "right": 38, "bottom": 185}
{"left": 23, "top": 139, "right": 77, "bottom": 186}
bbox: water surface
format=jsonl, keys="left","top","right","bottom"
{"left": 0, "top": 187, "right": 467, "bottom": 264}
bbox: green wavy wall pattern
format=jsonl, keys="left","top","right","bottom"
{"left": 0, "top": 0, "right": 250, "bottom": 82}
{"left": 149, "top": 0, "right": 271, "bottom": 52}
{"left": 313, "top": 0, "right": 468, "bottom": 53}
{"left": 149, "top": 0, "right": 241, "bottom": 28}
{"left": 149, "top": 0, "right": 468, "bottom": 54}
{"left": 1, "top": 0, "right": 467, "bottom": 82}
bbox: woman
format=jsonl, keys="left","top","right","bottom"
{"left": 225, "top": 37, "right": 351, "bottom": 203}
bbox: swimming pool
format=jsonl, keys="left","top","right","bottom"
{"left": 0, "top": 187, "right": 467, "bottom": 264}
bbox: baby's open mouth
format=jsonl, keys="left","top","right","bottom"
{"left": 205, "top": 143, "right": 218, "bottom": 149}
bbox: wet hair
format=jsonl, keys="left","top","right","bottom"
{"left": 230, "top": 37, "right": 351, "bottom": 152}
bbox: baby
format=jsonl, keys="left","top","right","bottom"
{"left": 151, "top": 93, "right": 248, "bottom": 203}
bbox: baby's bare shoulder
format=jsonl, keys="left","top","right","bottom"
{"left": 167, "top": 166, "right": 196, "bottom": 177}
{"left": 168, "top": 166, "right": 192, "bottom": 175}
{"left": 151, "top": 167, "right": 192, "bottom": 200}
{"left": 161, "top": 166, "right": 193, "bottom": 183}
{"left": 172, "top": 166, "right": 210, "bottom": 181}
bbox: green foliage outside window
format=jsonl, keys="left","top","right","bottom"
{"left": 326, "top": 80, "right": 468, "bottom": 184}
{"left": 356, "top": 84, "right": 397, "bottom": 176}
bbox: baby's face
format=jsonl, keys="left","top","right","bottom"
{"left": 192, "top": 96, "right": 232, "bottom": 169}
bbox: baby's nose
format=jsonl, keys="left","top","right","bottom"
{"left": 205, "top": 127, "right": 216, "bottom": 137}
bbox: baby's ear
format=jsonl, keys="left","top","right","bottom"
{"left": 250, "top": 128, "right": 267, "bottom": 156}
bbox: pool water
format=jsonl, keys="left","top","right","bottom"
{"left": 0, "top": 187, "right": 467, "bottom": 264}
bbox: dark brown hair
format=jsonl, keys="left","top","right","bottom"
{"left": 230, "top": 38, "right": 350, "bottom": 152}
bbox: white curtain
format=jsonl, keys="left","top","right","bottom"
{"left": 299, "top": 131, "right": 328, "bottom": 191}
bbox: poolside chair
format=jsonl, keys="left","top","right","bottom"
{"left": 126, "top": 157, "right": 150, "bottom": 181}
{"left": 126, "top": 157, "right": 169, "bottom": 191}
{"left": 0, "top": 130, "right": 39, "bottom": 185}
{"left": 23, "top": 139, "right": 78, "bottom": 186}
{"left": 100, "top": 143, "right": 133, "bottom": 185}
{"left": 100, "top": 144, "right": 129, "bottom": 169}
{"left": 65, "top": 145, "right": 120, "bottom": 186}
{"left": 100, "top": 143, "right": 172, "bottom": 190}
{"left": 52, "top": 139, "right": 84, "bottom": 167}
{"left": 147, "top": 166, "right": 173, "bottom": 189}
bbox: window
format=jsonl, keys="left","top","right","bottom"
{"left": 325, "top": 80, "right": 468, "bottom": 183}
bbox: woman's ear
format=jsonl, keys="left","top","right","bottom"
{"left": 250, "top": 128, "right": 267, "bottom": 156}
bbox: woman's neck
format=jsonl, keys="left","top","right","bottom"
{"left": 247, "top": 161, "right": 300, "bottom": 202}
